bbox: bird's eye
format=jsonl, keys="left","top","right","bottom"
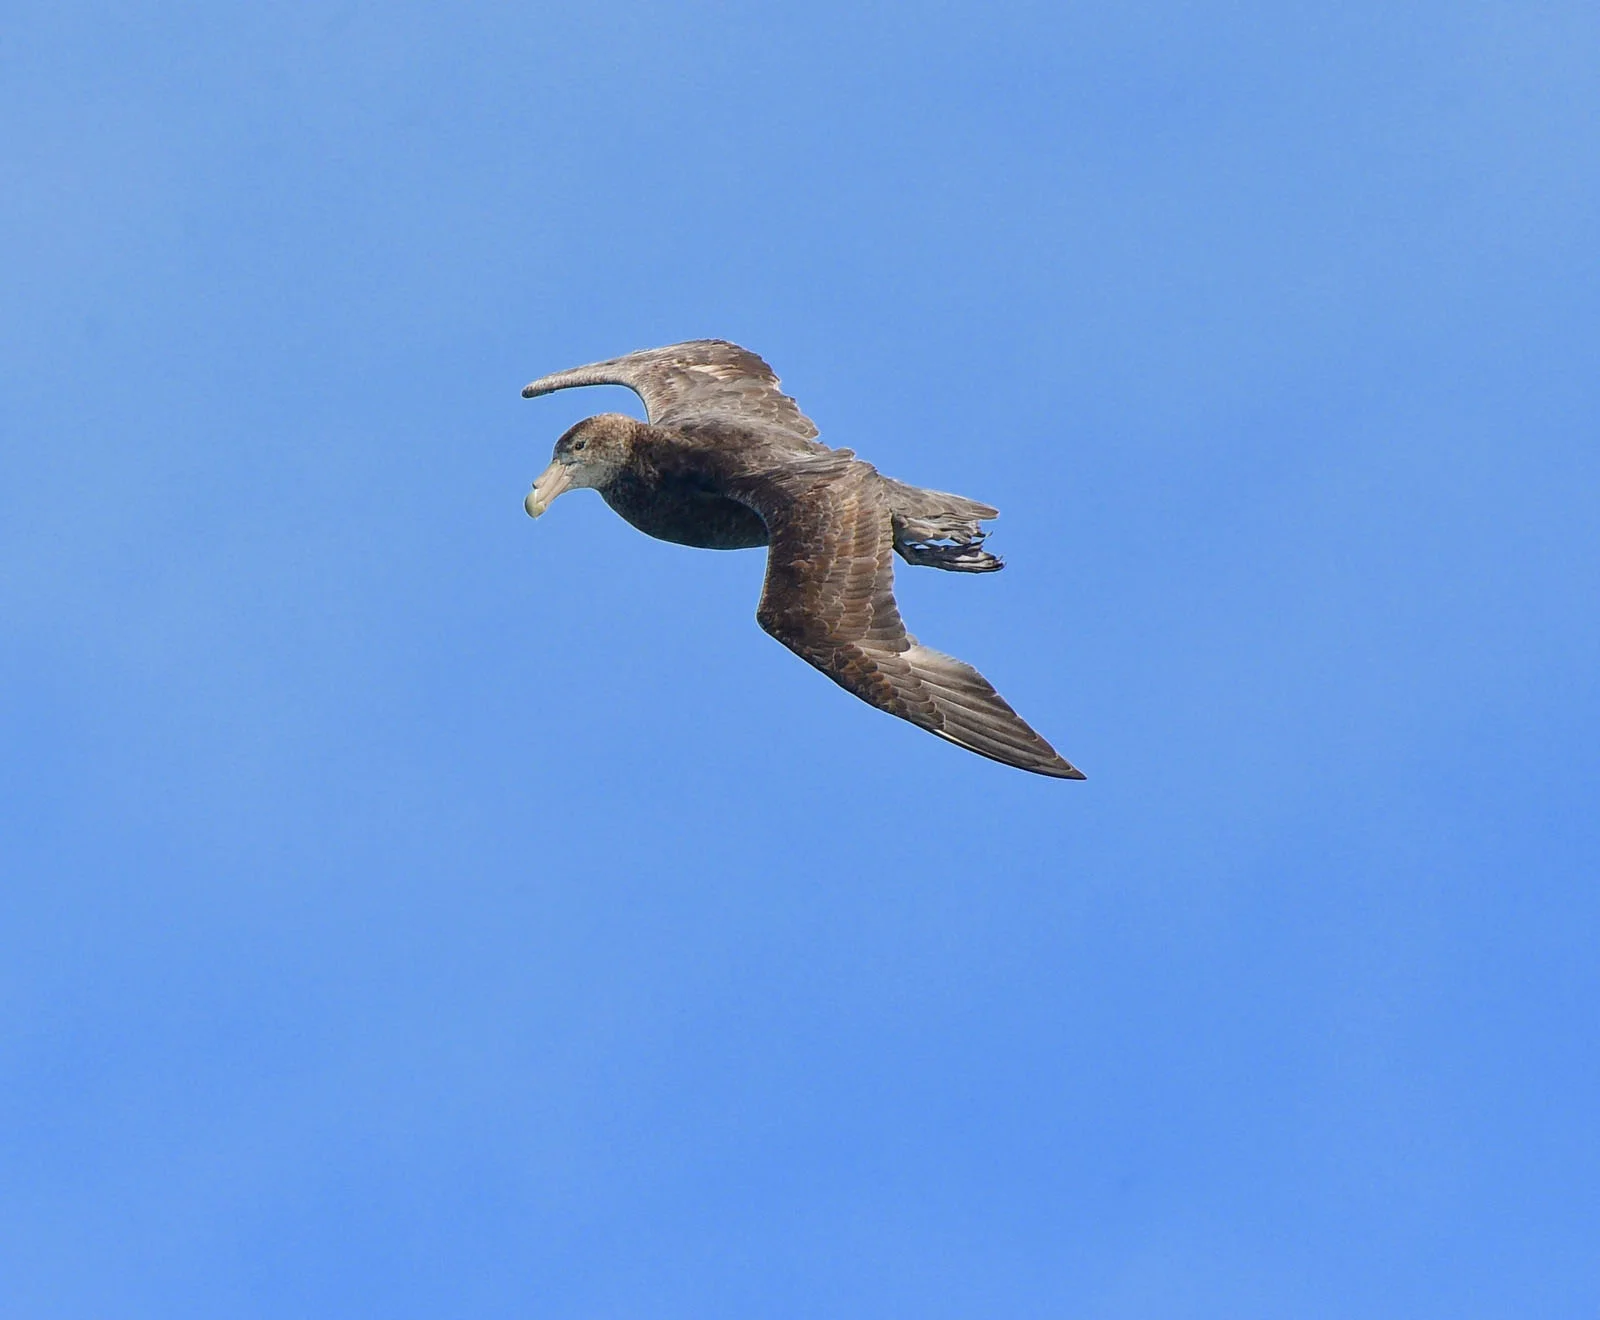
{"left": 571, "top": 439, "right": 587, "bottom": 451}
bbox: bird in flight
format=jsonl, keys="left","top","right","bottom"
{"left": 521, "top": 339, "right": 1084, "bottom": 779}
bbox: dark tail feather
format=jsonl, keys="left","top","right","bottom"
{"left": 892, "top": 512, "right": 1005, "bottom": 572}
{"left": 882, "top": 478, "right": 1004, "bottom": 573}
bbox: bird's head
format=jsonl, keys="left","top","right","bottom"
{"left": 524, "top": 413, "right": 639, "bottom": 518}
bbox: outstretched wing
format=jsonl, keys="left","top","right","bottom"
{"left": 749, "top": 465, "right": 1084, "bottom": 779}
{"left": 522, "top": 339, "right": 821, "bottom": 446}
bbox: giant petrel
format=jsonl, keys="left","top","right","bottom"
{"left": 522, "top": 339, "right": 1084, "bottom": 779}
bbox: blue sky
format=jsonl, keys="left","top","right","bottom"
{"left": 3, "top": 1, "right": 1597, "bottom": 1315}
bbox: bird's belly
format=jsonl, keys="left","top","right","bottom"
{"left": 603, "top": 486, "right": 769, "bottom": 550}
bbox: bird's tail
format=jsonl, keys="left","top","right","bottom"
{"left": 880, "top": 477, "right": 1004, "bottom": 573}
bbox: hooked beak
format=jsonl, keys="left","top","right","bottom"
{"left": 524, "top": 460, "right": 574, "bottom": 518}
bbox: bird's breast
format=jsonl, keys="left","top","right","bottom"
{"left": 601, "top": 473, "right": 769, "bottom": 551}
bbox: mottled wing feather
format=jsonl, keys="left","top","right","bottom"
{"left": 522, "top": 339, "right": 821, "bottom": 445}
{"left": 752, "top": 468, "right": 1084, "bottom": 779}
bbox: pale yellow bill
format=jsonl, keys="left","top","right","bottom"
{"left": 524, "top": 461, "right": 573, "bottom": 518}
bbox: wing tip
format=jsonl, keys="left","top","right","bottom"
{"left": 1014, "top": 755, "right": 1087, "bottom": 780}
{"left": 929, "top": 728, "right": 1087, "bottom": 780}
{"left": 1035, "top": 749, "right": 1087, "bottom": 779}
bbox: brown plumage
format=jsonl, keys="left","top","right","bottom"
{"left": 521, "top": 339, "right": 1084, "bottom": 779}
